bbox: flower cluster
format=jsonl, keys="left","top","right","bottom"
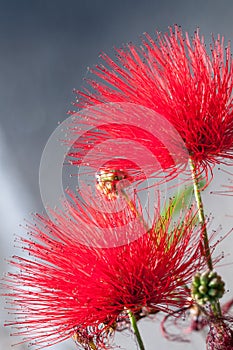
{"left": 2, "top": 25, "right": 233, "bottom": 350}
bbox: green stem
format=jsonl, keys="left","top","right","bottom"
{"left": 189, "top": 158, "right": 222, "bottom": 316}
{"left": 128, "top": 310, "right": 145, "bottom": 350}
{"left": 189, "top": 159, "right": 213, "bottom": 270}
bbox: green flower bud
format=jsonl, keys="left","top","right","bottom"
{"left": 199, "top": 285, "right": 208, "bottom": 294}
{"left": 209, "top": 278, "right": 220, "bottom": 288}
{"left": 208, "top": 288, "right": 218, "bottom": 297}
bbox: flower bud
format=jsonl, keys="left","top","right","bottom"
{"left": 206, "top": 321, "right": 233, "bottom": 350}
{"left": 96, "top": 167, "right": 130, "bottom": 200}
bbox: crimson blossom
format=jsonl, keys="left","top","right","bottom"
{"left": 73, "top": 25, "right": 233, "bottom": 175}
{"left": 3, "top": 195, "right": 205, "bottom": 349}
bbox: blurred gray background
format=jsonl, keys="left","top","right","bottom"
{"left": 0, "top": 0, "right": 233, "bottom": 349}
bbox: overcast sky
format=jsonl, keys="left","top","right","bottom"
{"left": 1, "top": 1, "right": 233, "bottom": 349}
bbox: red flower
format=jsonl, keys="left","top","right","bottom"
{"left": 73, "top": 26, "right": 233, "bottom": 175}
{"left": 3, "top": 197, "right": 205, "bottom": 349}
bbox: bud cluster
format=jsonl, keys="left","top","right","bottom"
{"left": 191, "top": 271, "right": 225, "bottom": 305}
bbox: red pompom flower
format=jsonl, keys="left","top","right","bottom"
{"left": 74, "top": 26, "right": 233, "bottom": 175}
{"left": 3, "top": 195, "right": 205, "bottom": 349}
